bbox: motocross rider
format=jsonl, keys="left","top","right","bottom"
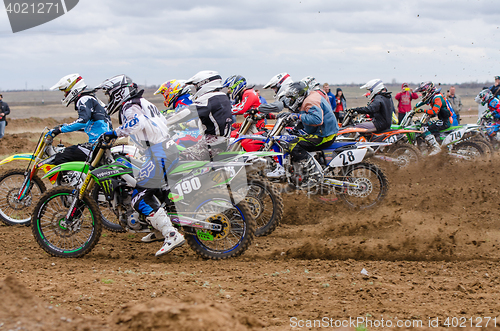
{"left": 414, "top": 81, "right": 453, "bottom": 155}
{"left": 97, "top": 74, "right": 185, "bottom": 257}
{"left": 48, "top": 74, "right": 111, "bottom": 165}
{"left": 271, "top": 81, "right": 338, "bottom": 188}
{"left": 349, "top": 79, "right": 394, "bottom": 133}
{"left": 223, "top": 75, "right": 264, "bottom": 128}
{"left": 172, "top": 70, "right": 233, "bottom": 161}
{"left": 476, "top": 88, "right": 500, "bottom": 139}
{"left": 154, "top": 79, "right": 201, "bottom": 145}
{"left": 259, "top": 72, "right": 294, "bottom": 114}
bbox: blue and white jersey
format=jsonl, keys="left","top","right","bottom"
{"left": 60, "top": 94, "right": 111, "bottom": 144}
{"left": 115, "top": 95, "right": 171, "bottom": 150}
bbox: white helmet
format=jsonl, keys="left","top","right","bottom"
{"left": 263, "top": 73, "right": 293, "bottom": 101}
{"left": 185, "top": 70, "right": 223, "bottom": 100}
{"left": 360, "top": 79, "right": 385, "bottom": 101}
{"left": 50, "top": 73, "right": 87, "bottom": 107}
{"left": 300, "top": 76, "right": 321, "bottom": 91}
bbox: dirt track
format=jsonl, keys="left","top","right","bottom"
{"left": 0, "top": 130, "right": 500, "bottom": 330}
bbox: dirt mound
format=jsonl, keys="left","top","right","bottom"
{"left": 0, "top": 276, "right": 105, "bottom": 330}
{"left": 112, "top": 296, "right": 264, "bottom": 331}
{"left": 284, "top": 155, "right": 500, "bottom": 262}
{"left": 0, "top": 133, "right": 40, "bottom": 155}
{"left": 0, "top": 275, "right": 263, "bottom": 331}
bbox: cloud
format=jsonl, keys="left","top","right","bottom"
{"left": 0, "top": 0, "right": 499, "bottom": 89}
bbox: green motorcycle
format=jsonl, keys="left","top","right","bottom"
{"left": 31, "top": 135, "right": 279, "bottom": 259}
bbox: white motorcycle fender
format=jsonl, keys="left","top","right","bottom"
{"left": 328, "top": 148, "right": 367, "bottom": 167}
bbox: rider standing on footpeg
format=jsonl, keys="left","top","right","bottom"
{"left": 96, "top": 75, "right": 185, "bottom": 257}
{"left": 414, "top": 81, "right": 452, "bottom": 155}
{"left": 274, "top": 81, "right": 338, "bottom": 188}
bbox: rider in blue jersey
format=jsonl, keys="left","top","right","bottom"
{"left": 48, "top": 74, "right": 111, "bottom": 165}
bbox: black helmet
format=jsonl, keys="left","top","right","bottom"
{"left": 95, "top": 74, "right": 138, "bottom": 116}
{"left": 283, "top": 81, "right": 309, "bottom": 112}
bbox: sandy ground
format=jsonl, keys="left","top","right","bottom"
{"left": 0, "top": 126, "right": 499, "bottom": 330}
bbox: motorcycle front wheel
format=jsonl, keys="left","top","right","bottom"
{"left": 31, "top": 186, "right": 102, "bottom": 258}
{"left": 0, "top": 169, "right": 46, "bottom": 226}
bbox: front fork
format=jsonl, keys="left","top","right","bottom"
{"left": 17, "top": 167, "right": 38, "bottom": 201}
{"left": 64, "top": 176, "right": 96, "bottom": 224}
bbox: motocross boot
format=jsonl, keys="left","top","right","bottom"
{"left": 266, "top": 164, "right": 285, "bottom": 178}
{"left": 298, "top": 156, "right": 322, "bottom": 189}
{"left": 141, "top": 230, "right": 164, "bottom": 243}
{"left": 425, "top": 134, "right": 441, "bottom": 156}
{"left": 147, "top": 208, "right": 185, "bottom": 256}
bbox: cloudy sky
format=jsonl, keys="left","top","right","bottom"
{"left": 0, "top": 0, "right": 499, "bottom": 90}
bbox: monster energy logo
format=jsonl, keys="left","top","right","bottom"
{"left": 100, "top": 179, "right": 112, "bottom": 195}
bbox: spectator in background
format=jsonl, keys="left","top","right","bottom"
{"left": 255, "top": 89, "right": 267, "bottom": 105}
{"left": 489, "top": 76, "right": 500, "bottom": 97}
{"left": 0, "top": 94, "right": 10, "bottom": 139}
{"left": 334, "top": 88, "right": 346, "bottom": 121}
{"left": 395, "top": 82, "right": 418, "bottom": 124}
{"left": 322, "top": 83, "right": 336, "bottom": 114}
{"left": 446, "top": 86, "right": 462, "bottom": 122}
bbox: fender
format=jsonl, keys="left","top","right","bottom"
{"left": 337, "top": 127, "right": 369, "bottom": 135}
{"left": 42, "top": 161, "right": 89, "bottom": 180}
{"left": 0, "top": 153, "right": 35, "bottom": 166}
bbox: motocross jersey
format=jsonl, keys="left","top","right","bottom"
{"left": 174, "top": 93, "right": 192, "bottom": 110}
{"left": 115, "top": 93, "right": 171, "bottom": 150}
{"left": 353, "top": 92, "right": 394, "bottom": 132}
{"left": 423, "top": 93, "right": 452, "bottom": 124}
{"left": 232, "top": 89, "right": 261, "bottom": 115}
{"left": 60, "top": 93, "right": 111, "bottom": 144}
{"left": 192, "top": 91, "right": 232, "bottom": 137}
{"left": 487, "top": 97, "right": 500, "bottom": 119}
{"left": 299, "top": 90, "right": 338, "bottom": 137}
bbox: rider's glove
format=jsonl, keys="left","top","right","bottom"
{"left": 46, "top": 126, "right": 62, "bottom": 138}
{"left": 103, "top": 130, "right": 118, "bottom": 141}
{"left": 415, "top": 108, "right": 423, "bottom": 113}
{"left": 287, "top": 114, "right": 299, "bottom": 121}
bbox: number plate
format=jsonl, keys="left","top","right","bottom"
{"left": 442, "top": 127, "right": 466, "bottom": 145}
{"left": 328, "top": 149, "right": 367, "bottom": 167}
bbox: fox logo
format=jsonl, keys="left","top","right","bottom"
{"left": 4, "top": 0, "right": 79, "bottom": 33}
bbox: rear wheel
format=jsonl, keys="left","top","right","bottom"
{"left": 184, "top": 192, "right": 255, "bottom": 260}
{"left": 31, "top": 186, "right": 102, "bottom": 258}
{"left": 388, "top": 143, "right": 421, "bottom": 168}
{"left": 452, "top": 141, "right": 484, "bottom": 160}
{"left": 0, "top": 169, "right": 46, "bottom": 226}
{"left": 337, "top": 162, "right": 389, "bottom": 210}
